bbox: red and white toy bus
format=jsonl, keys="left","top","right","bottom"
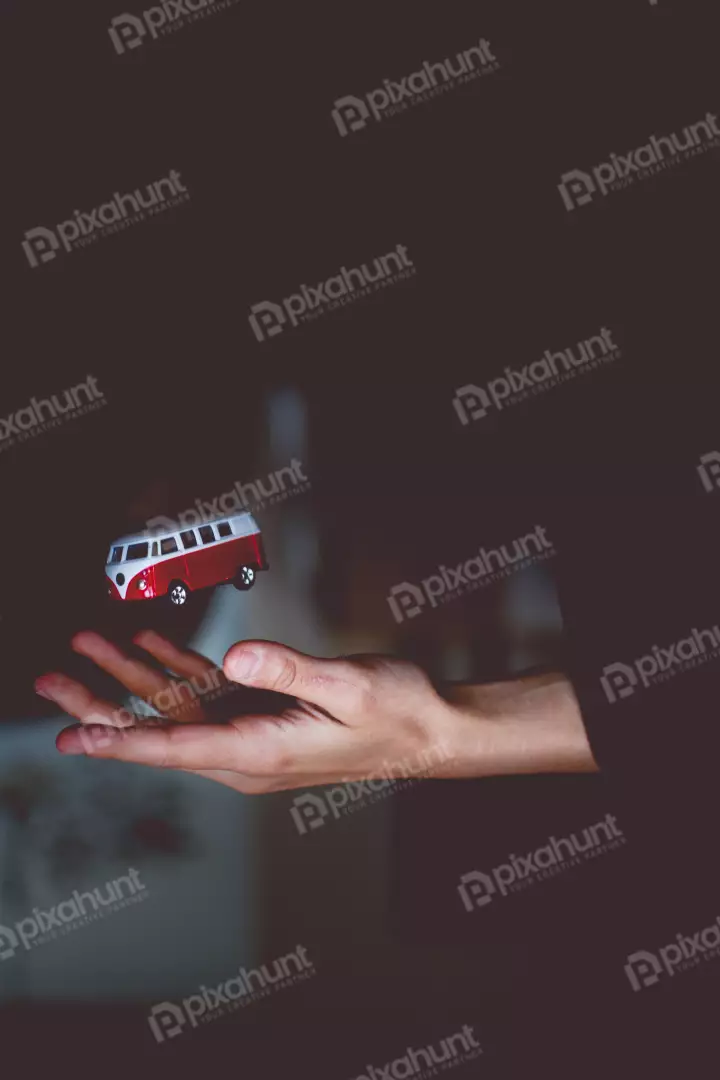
{"left": 105, "top": 512, "right": 268, "bottom": 607}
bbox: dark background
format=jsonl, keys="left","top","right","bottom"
{"left": 2, "top": 0, "right": 720, "bottom": 1076}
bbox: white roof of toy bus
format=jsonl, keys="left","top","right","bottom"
{"left": 109, "top": 511, "right": 255, "bottom": 547}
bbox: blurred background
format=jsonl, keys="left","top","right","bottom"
{"left": 5, "top": 0, "right": 712, "bottom": 1073}
{"left": 0, "top": 368, "right": 568, "bottom": 1003}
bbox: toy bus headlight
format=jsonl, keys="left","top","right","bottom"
{"left": 138, "top": 578, "right": 148, "bottom": 591}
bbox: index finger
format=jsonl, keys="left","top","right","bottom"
{"left": 56, "top": 722, "right": 248, "bottom": 771}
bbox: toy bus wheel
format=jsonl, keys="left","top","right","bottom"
{"left": 233, "top": 565, "right": 256, "bottom": 591}
{"left": 168, "top": 580, "right": 190, "bottom": 607}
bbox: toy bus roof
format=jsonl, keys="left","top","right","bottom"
{"left": 109, "top": 512, "right": 255, "bottom": 547}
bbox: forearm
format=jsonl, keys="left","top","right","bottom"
{"left": 436, "top": 672, "right": 599, "bottom": 778}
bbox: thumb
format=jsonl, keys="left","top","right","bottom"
{"left": 223, "top": 641, "right": 363, "bottom": 717}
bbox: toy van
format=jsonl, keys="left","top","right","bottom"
{"left": 105, "top": 512, "right": 268, "bottom": 606}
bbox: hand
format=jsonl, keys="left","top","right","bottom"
{"left": 34, "top": 631, "right": 597, "bottom": 795}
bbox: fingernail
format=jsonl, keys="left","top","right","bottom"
{"left": 58, "top": 726, "right": 123, "bottom": 755}
{"left": 57, "top": 739, "right": 85, "bottom": 756}
{"left": 56, "top": 729, "right": 87, "bottom": 755}
{"left": 229, "top": 649, "right": 262, "bottom": 681}
{"left": 35, "top": 679, "right": 56, "bottom": 701}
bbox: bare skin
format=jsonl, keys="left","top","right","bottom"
{"left": 34, "top": 631, "right": 598, "bottom": 794}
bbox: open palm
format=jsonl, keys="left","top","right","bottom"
{"left": 35, "top": 630, "right": 455, "bottom": 794}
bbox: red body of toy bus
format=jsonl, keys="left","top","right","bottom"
{"left": 105, "top": 513, "right": 267, "bottom": 606}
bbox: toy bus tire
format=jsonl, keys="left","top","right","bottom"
{"left": 168, "top": 580, "right": 190, "bottom": 607}
{"left": 233, "top": 565, "right": 257, "bottom": 591}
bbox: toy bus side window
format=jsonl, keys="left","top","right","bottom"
{"left": 126, "top": 542, "right": 149, "bottom": 560}
{"left": 151, "top": 541, "right": 159, "bottom": 557}
{"left": 161, "top": 537, "right": 179, "bottom": 555}
{"left": 109, "top": 546, "right": 124, "bottom": 564}
{"left": 216, "top": 521, "right": 232, "bottom": 538}
{"left": 199, "top": 525, "right": 216, "bottom": 545}
{"left": 180, "top": 529, "right": 198, "bottom": 550}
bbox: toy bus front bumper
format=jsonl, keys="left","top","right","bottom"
{"left": 106, "top": 573, "right": 157, "bottom": 601}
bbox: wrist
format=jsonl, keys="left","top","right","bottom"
{"left": 434, "top": 673, "right": 599, "bottom": 778}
